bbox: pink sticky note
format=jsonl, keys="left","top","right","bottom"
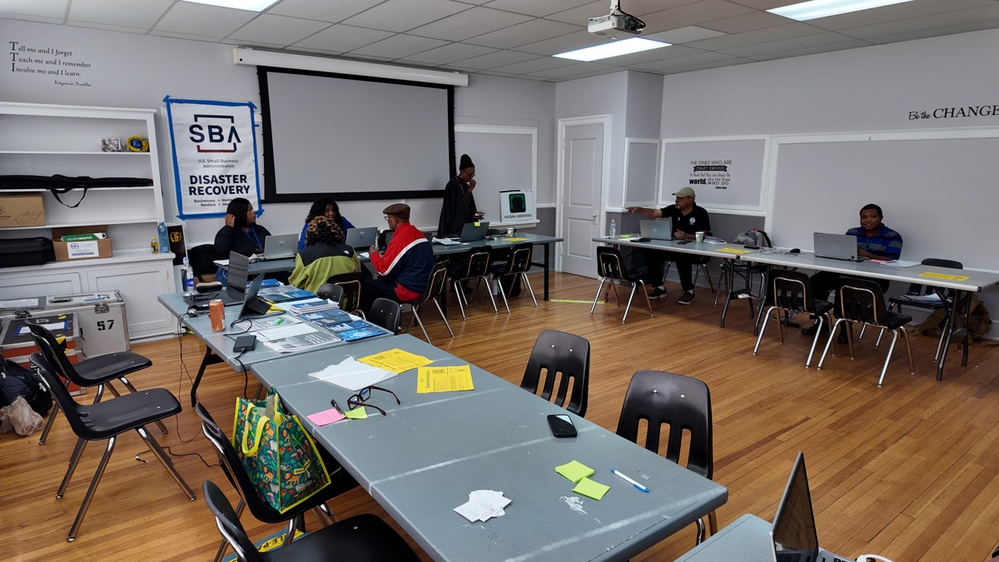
{"left": 308, "top": 408, "right": 346, "bottom": 426}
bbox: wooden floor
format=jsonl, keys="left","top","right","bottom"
{"left": 4, "top": 272, "right": 998, "bottom": 562}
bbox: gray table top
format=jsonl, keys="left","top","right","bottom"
{"left": 674, "top": 514, "right": 774, "bottom": 562}
{"left": 596, "top": 235, "right": 752, "bottom": 260}
{"left": 252, "top": 334, "right": 728, "bottom": 562}
{"left": 431, "top": 231, "right": 562, "bottom": 255}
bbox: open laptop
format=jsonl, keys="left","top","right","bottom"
{"left": 345, "top": 226, "right": 378, "bottom": 250}
{"left": 254, "top": 233, "right": 297, "bottom": 261}
{"left": 235, "top": 274, "right": 272, "bottom": 319}
{"left": 184, "top": 251, "right": 251, "bottom": 306}
{"left": 640, "top": 219, "right": 674, "bottom": 240}
{"left": 813, "top": 233, "right": 862, "bottom": 262}
{"left": 771, "top": 452, "right": 852, "bottom": 562}
{"left": 456, "top": 221, "right": 490, "bottom": 242}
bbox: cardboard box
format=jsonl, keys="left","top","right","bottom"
{"left": 53, "top": 226, "right": 113, "bottom": 261}
{"left": 0, "top": 193, "right": 45, "bottom": 227}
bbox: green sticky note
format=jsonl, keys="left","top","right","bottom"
{"left": 573, "top": 477, "right": 610, "bottom": 501}
{"left": 344, "top": 407, "right": 368, "bottom": 419}
{"left": 556, "top": 460, "right": 595, "bottom": 483}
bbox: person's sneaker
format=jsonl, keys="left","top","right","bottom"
{"left": 678, "top": 291, "right": 695, "bottom": 305}
{"left": 648, "top": 287, "right": 667, "bottom": 300}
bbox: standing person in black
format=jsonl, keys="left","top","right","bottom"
{"left": 437, "top": 153, "right": 484, "bottom": 237}
{"left": 213, "top": 197, "right": 271, "bottom": 286}
{"left": 626, "top": 187, "right": 712, "bottom": 305}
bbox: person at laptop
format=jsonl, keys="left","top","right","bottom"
{"left": 297, "top": 197, "right": 354, "bottom": 251}
{"left": 803, "top": 203, "right": 904, "bottom": 336}
{"left": 438, "top": 153, "right": 485, "bottom": 237}
{"left": 213, "top": 197, "right": 271, "bottom": 286}
{"left": 289, "top": 216, "right": 361, "bottom": 293}
{"left": 363, "top": 203, "right": 435, "bottom": 311}
{"left": 626, "top": 187, "right": 712, "bottom": 305}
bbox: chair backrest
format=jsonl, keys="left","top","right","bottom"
{"left": 327, "top": 272, "right": 363, "bottom": 312}
{"left": 316, "top": 282, "right": 344, "bottom": 302}
{"left": 905, "top": 258, "right": 964, "bottom": 296}
{"left": 520, "top": 330, "right": 590, "bottom": 417}
{"left": 595, "top": 246, "right": 628, "bottom": 282}
{"left": 837, "top": 276, "right": 888, "bottom": 325}
{"left": 615, "top": 370, "right": 713, "bottom": 479}
{"left": 27, "top": 323, "right": 84, "bottom": 386}
{"left": 461, "top": 250, "right": 491, "bottom": 278}
{"left": 368, "top": 298, "right": 402, "bottom": 333}
{"left": 187, "top": 243, "right": 218, "bottom": 281}
{"left": 202, "top": 480, "right": 266, "bottom": 562}
{"left": 508, "top": 243, "right": 533, "bottom": 275}
{"left": 29, "top": 353, "right": 89, "bottom": 438}
{"left": 418, "top": 261, "right": 450, "bottom": 305}
{"left": 770, "top": 269, "right": 816, "bottom": 313}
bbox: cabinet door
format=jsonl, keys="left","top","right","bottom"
{"left": 87, "top": 264, "right": 175, "bottom": 340}
{"left": 0, "top": 271, "right": 83, "bottom": 300}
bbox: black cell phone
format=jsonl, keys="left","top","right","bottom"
{"left": 676, "top": 239, "right": 692, "bottom": 245}
{"left": 547, "top": 414, "right": 577, "bottom": 438}
{"left": 233, "top": 335, "right": 256, "bottom": 353}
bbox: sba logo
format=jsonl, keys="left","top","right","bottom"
{"left": 188, "top": 114, "right": 241, "bottom": 153}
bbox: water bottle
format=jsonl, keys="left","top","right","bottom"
{"left": 181, "top": 257, "right": 195, "bottom": 295}
{"left": 157, "top": 222, "right": 170, "bottom": 254}
{"left": 609, "top": 219, "right": 616, "bottom": 238}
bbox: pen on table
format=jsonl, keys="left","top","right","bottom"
{"left": 611, "top": 468, "right": 650, "bottom": 493}
{"left": 330, "top": 398, "right": 342, "bottom": 414}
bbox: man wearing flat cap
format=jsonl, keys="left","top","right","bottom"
{"left": 364, "top": 203, "right": 435, "bottom": 310}
{"left": 626, "top": 187, "right": 712, "bottom": 305}
{"left": 438, "top": 153, "right": 484, "bottom": 237}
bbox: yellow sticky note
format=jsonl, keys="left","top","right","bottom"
{"left": 417, "top": 365, "right": 474, "bottom": 393}
{"left": 716, "top": 247, "right": 753, "bottom": 255}
{"left": 556, "top": 460, "right": 595, "bottom": 483}
{"left": 344, "top": 407, "right": 368, "bottom": 419}
{"left": 504, "top": 237, "right": 529, "bottom": 242}
{"left": 573, "top": 477, "right": 610, "bottom": 501}
{"left": 359, "top": 349, "right": 433, "bottom": 373}
{"left": 919, "top": 272, "right": 970, "bottom": 282}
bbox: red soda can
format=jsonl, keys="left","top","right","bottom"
{"left": 209, "top": 299, "right": 225, "bottom": 331}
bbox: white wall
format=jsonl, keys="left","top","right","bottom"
{"left": 0, "top": 19, "right": 556, "bottom": 243}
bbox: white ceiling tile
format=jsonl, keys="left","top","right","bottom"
{"left": 68, "top": 0, "right": 171, "bottom": 28}
{"left": 449, "top": 49, "right": 542, "bottom": 70}
{"left": 154, "top": 3, "right": 256, "bottom": 38}
{"left": 265, "top": 0, "right": 385, "bottom": 23}
{"left": 349, "top": 33, "right": 450, "bottom": 59}
{"left": 482, "top": 0, "right": 595, "bottom": 18}
{"left": 465, "top": 18, "right": 581, "bottom": 49}
{"left": 229, "top": 14, "right": 331, "bottom": 46}
{"left": 401, "top": 42, "right": 499, "bottom": 64}
{"left": 0, "top": 0, "right": 67, "bottom": 21}
{"left": 514, "top": 29, "right": 599, "bottom": 56}
{"left": 341, "top": 0, "right": 470, "bottom": 33}
{"left": 293, "top": 24, "right": 394, "bottom": 53}
{"left": 719, "top": 32, "right": 861, "bottom": 58}
{"left": 408, "top": 7, "right": 532, "bottom": 41}
{"left": 645, "top": 25, "right": 726, "bottom": 44}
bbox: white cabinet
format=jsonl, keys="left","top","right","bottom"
{"left": 0, "top": 102, "right": 176, "bottom": 340}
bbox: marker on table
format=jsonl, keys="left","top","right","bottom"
{"left": 274, "top": 318, "right": 284, "bottom": 325}
{"left": 611, "top": 468, "right": 650, "bottom": 493}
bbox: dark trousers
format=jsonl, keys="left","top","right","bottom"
{"left": 643, "top": 249, "right": 695, "bottom": 292}
{"left": 361, "top": 269, "right": 400, "bottom": 312}
{"left": 810, "top": 271, "right": 890, "bottom": 300}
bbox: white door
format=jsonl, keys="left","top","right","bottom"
{"left": 558, "top": 119, "right": 606, "bottom": 278}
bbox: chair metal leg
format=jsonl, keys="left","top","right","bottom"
{"left": 496, "top": 276, "right": 512, "bottom": 314}
{"left": 58, "top": 437, "right": 88, "bottom": 498}
{"left": 816, "top": 319, "right": 845, "bottom": 370}
{"left": 480, "top": 276, "right": 498, "bottom": 313}
{"left": 901, "top": 327, "right": 915, "bottom": 375}
{"left": 137, "top": 425, "right": 196, "bottom": 499}
{"left": 696, "top": 516, "right": 705, "bottom": 544}
{"left": 753, "top": 306, "right": 779, "bottom": 355}
{"left": 411, "top": 308, "right": 431, "bottom": 343}
{"left": 39, "top": 398, "right": 61, "bottom": 445}
{"left": 621, "top": 283, "right": 637, "bottom": 323}
{"left": 520, "top": 273, "right": 538, "bottom": 307}
{"left": 805, "top": 315, "right": 825, "bottom": 368}
{"left": 432, "top": 299, "right": 454, "bottom": 338}
{"left": 453, "top": 279, "right": 468, "bottom": 320}
{"left": 876, "top": 330, "right": 901, "bottom": 387}
{"left": 590, "top": 278, "right": 608, "bottom": 315}
{"left": 638, "top": 281, "right": 654, "bottom": 317}
{"left": 66, "top": 436, "right": 117, "bottom": 541}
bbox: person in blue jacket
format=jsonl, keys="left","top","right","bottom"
{"left": 298, "top": 197, "right": 354, "bottom": 251}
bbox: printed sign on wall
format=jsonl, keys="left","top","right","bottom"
{"left": 165, "top": 97, "right": 261, "bottom": 219}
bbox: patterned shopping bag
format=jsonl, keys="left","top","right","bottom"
{"left": 232, "top": 389, "right": 330, "bottom": 513}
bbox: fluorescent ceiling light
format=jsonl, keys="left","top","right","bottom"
{"left": 554, "top": 38, "right": 669, "bottom": 62}
{"left": 183, "top": 0, "right": 279, "bottom": 11}
{"left": 768, "top": 0, "right": 914, "bottom": 21}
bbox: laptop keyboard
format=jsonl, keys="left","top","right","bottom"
{"left": 184, "top": 289, "right": 242, "bottom": 306}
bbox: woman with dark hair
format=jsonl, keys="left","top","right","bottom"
{"left": 298, "top": 197, "right": 354, "bottom": 250}
{"left": 289, "top": 216, "right": 360, "bottom": 293}
{"left": 213, "top": 197, "right": 271, "bottom": 285}
{"left": 437, "top": 154, "right": 484, "bottom": 237}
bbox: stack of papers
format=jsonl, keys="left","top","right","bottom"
{"left": 417, "top": 365, "right": 474, "bottom": 393}
{"left": 309, "top": 357, "right": 395, "bottom": 390}
{"left": 259, "top": 286, "right": 315, "bottom": 304}
{"left": 432, "top": 237, "right": 463, "bottom": 245}
{"left": 454, "top": 490, "right": 511, "bottom": 523}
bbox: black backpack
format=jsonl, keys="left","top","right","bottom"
{"left": 1, "top": 359, "right": 52, "bottom": 417}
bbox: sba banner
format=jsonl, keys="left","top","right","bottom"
{"left": 165, "top": 97, "right": 261, "bottom": 219}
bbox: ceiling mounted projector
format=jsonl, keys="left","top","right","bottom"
{"left": 588, "top": 1, "right": 645, "bottom": 40}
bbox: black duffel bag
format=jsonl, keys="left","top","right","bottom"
{"left": 1, "top": 359, "right": 52, "bottom": 417}
{"left": 0, "top": 237, "right": 55, "bottom": 268}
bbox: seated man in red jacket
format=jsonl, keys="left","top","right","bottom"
{"left": 362, "top": 203, "right": 435, "bottom": 311}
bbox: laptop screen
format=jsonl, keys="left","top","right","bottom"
{"left": 345, "top": 227, "right": 378, "bottom": 249}
{"left": 813, "top": 233, "right": 858, "bottom": 261}
{"left": 227, "top": 252, "right": 251, "bottom": 296}
{"left": 772, "top": 452, "right": 820, "bottom": 561}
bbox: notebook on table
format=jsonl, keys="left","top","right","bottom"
{"left": 771, "top": 452, "right": 852, "bottom": 562}
{"left": 184, "top": 251, "right": 251, "bottom": 306}
{"left": 456, "top": 221, "right": 490, "bottom": 242}
{"left": 258, "top": 233, "right": 297, "bottom": 260}
{"left": 639, "top": 220, "right": 673, "bottom": 240}
{"left": 813, "top": 233, "right": 862, "bottom": 262}
{"left": 345, "top": 226, "right": 378, "bottom": 250}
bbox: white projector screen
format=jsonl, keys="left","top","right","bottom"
{"left": 258, "top": 67, "right": 454, "bottom": 202}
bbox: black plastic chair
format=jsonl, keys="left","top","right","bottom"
{"left": 615, "top": 370, "right": 717, "bottom": 544}
{"left": 590, "top": 245, "right": 653, "bottom": 323}
{"left": 488, "top": 242, "right": 537, "bottom": 313}
{"left": 195, "top": 403, "right": 359, "bottom": 561}
{"left": 326, "top": 271, "right": 364, "bottom": 317}
{"left": 520, "top": 330, "right": 590, "bottom": 417}
{"left": 753, "top": 269, "right": 835, "bottom": 368}
{"left": 818, "top": 277, "right": 915, "bottom": 387}
{"left": 203, "top": 480, "right": 420, "bottom": 562}
{"left": 188, "top": 243, "right": 220, "bottom": 283}
{"left": 27, "top": 322, "right": 166, "bottom": 445}
{"left": 368, "top": 297, "right": 402, "bottom": 334}
{"left": 30, "top": 352, "right": 195, "bottom": 542}
{"left": 402, "top": 260, "right": 453, "bottom": 344}
{"left": 449, "top": 249, "right": 497, "bottom": 319}
{"left": 888, "top": 258, "right": 963, "bottom": 361}
{"left": 315, "top": 282, "right": 344, "bottom": 303}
